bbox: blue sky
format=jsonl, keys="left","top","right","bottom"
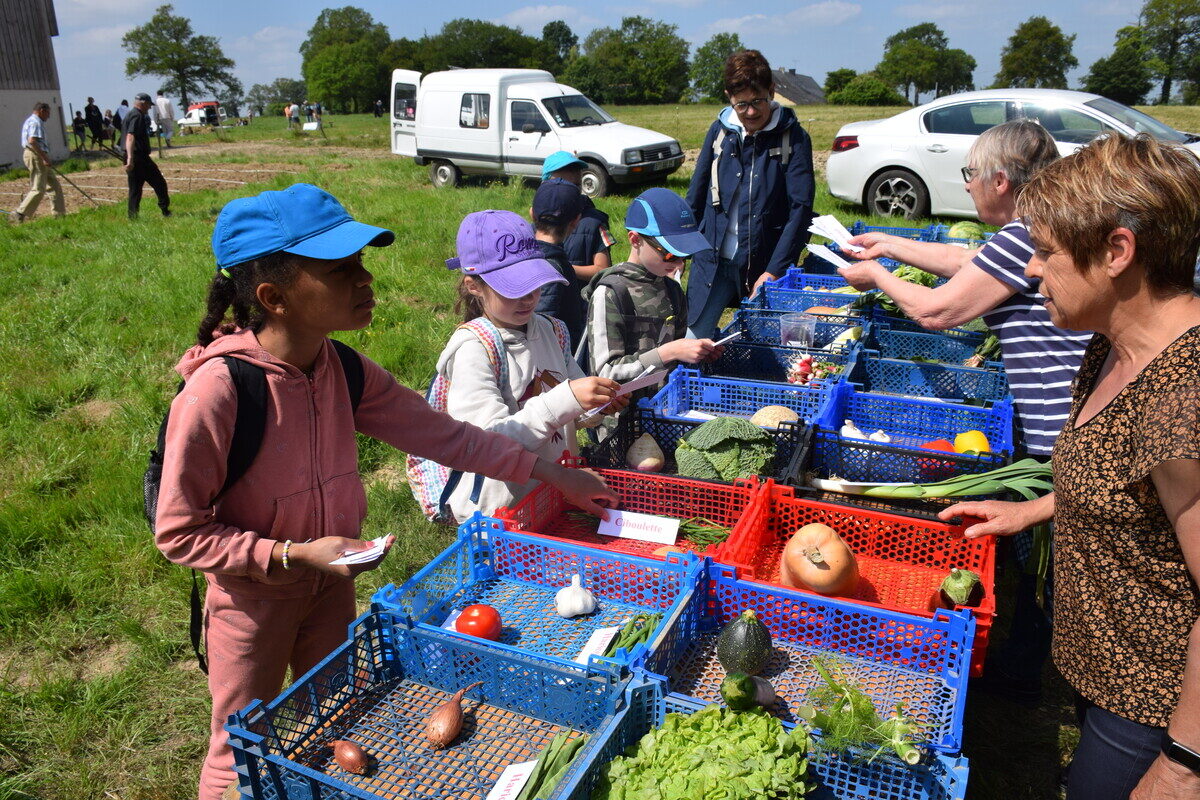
{"left": 54, "top": 0, "right": 1148, "bottom": 115}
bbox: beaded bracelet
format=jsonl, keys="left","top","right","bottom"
{"left": 282, "top": 539, "right": 293, "bottom": 570}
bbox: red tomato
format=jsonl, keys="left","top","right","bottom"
{"left": 454, "top": 604, "right": 502, "bottom": 640}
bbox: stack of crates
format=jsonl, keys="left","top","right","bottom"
{"left": 223, "top": 220, "right": 1031, "bottom": 800}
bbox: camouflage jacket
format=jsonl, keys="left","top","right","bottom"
{"left": 581, "top": 261, "right": 688, "bottom": 397}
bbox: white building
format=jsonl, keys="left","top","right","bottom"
{"left": 1, "top": 0, "right": 69, "bottom": 167}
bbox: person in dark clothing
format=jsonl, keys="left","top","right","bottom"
{"left": 71, "top": 112, "right": 87, "bottom": 151}
{"left": 84, "top": 98, "right": 104, "bottom": 149}
{"left": 540, "top": 151, "right": 614, "bottom": 281}
{"left": 122, "top": 93, "right": 170, "bottom": 219}
{"left": 685, "top": 50, "right": 816, "bottom": 338}
{"left": 530, "top": 178, "right": 587, "bottom": 350}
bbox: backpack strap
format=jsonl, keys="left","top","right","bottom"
{"left": 545, "top": 314, "right": 573, "bottom": 363}
{"left": 220, "top": 356, "right": 268, "bottom": 494}
{"left": 710, "top": 128, "right": 728, "bottom": 208}
{"left": 767, "top": 126, "right": 792, "bottom": 167}
{"left": 330, "top": 339, "right": 364, "bottom": 413}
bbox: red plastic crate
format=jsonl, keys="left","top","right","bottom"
{"left": 716, "top": 480, "right": 995, "bottom": 676}
{"left": 495, "top": 458, "right": 766, "bottom": 561}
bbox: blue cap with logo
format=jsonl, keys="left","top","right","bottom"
{"left": 540, "top": 150, "right": 587, "bottom": 180}
{"left": 624, "top": 187, "right": 712, "bottom": 257}
{"left": 211, "top": 183, "right": 394, "bottom": 269}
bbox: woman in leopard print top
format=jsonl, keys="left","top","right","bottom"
{"left": 941, "top": 133, "right": 1200, "bottom": 800}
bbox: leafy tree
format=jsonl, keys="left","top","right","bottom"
{"left": 301, "top": 7, "right": 391, "bottom": 112}
{"left": 689, "top": 32, "right": 744, "bottom": 101}
{"left": 993, "top": 16, "right": 1078, "bottom": 88}
{"left": 246, "top": 78, "right": 307, "bottom": 115}
{"left": 562, "top": 16, "right": 689, "bottom": 104}
{"left": 419, "top": 18, "right": 551, "bottom": 72}
{"left": 937, "top": 49, "right": 976, "bottom": 95}
{"left": 121, "top": 4, "right": 241, "bottom": 109}
{"left": 542, "top": 20, "right": 577, "bottom": 62}
{"left": 824, "top": 68, "right": 858, "bottom": 96}
{"left": 828, "top": 73, "right": 907, "bottom": 105}
{"left": 875, "top": 23, "right": 975, "bottom": 102}
{"left": 1141, "top": 0, "right": 1200, "bottom": 103}
{"left": 1083, "top": 26, "right": 1154, "bottom": 105}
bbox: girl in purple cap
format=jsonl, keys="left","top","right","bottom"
{"left": 151, "top": 186, "right": 618, "bottom": 800}
{"left": 433, "top": 209, "right": 628, "bottom": 521}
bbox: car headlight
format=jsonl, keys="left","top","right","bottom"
{"left": 623, "top": 149, "right": 640, "bottom": 165}
{"left": 668, "top": 141, "right": 681, "bottom": 156}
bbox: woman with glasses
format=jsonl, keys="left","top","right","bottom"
{"left": 838, "top": 119, "right": 1092, "bottom": 706}
{"left": 685, "top": 50, "right": 816, "bottom": 339}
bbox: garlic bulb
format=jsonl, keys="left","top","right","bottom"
{"left": 555, "top": 574, "right": 598, "bottom": 618}
{"left": 868, "top": 430, "right": 892, "bottom": 443}
{"left": 840, "top": 420, "right": 866, "bottom": 440}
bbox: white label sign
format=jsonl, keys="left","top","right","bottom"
{"left": 485, "top": 760, "right": 539, "bottom": 800}
{"left": 574, "top": 626, "right": 621, "bottom": 664}
{"left": 596, "top": 510, "right": 679, "bottom": 545}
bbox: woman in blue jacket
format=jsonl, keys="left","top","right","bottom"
{"left": 685, "top": 50, "right": 816, "bottom": 338}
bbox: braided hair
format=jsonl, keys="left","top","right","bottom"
{"left": 196, "top": 253, "right": 300, "bottom": 346}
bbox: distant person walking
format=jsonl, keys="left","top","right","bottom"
{"left": 84, "top": 96, "right": 104, "bottom": 149}
{"left": 13, "top": 102, "right": 65, "bottom": 223}
{"left": 71, "top": 111, "right": 87, "bottom": 151}
{"left": 155, "top": 91, "right": 175, "bottom": 147}
{"left": 113, "top": 99, "right": 129, "bottom": 140}
{"left": 288, "top": 102, "right": 301, "bottom": 129}
{"left": 374, "top": 99, "right": 383, "bottom": 118}
{"left": 122, "top": 93, "right": 170, "bottom": 219}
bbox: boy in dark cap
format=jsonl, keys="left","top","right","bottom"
{"left": 540, "top": 151, "right": 614, "bottom": 280}
{"left": 530, "top": 178, "right": 587, "bottom": 349}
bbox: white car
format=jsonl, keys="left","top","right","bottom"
{"left": 826, "top": 88, "right": 1200, "bottom": 219}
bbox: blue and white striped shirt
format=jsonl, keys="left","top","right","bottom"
{"left": 20, "top": 113, "right": 46, "bottom": 153}
{"left": 972, "top": 220, "right": 1091, "bottom": 455}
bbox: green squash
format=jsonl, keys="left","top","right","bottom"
{"left": 716, "top": 609, "right": 773, "bottom": 675}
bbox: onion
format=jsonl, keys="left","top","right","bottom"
{"left": 424, "top": 681, "right": 484, "bottom": 749}
{"left": 329, "top": 739, "right": 370, "bottom": 774}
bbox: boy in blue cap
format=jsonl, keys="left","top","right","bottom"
{"left": 530, "top": 178, "right": 587, "bottom": 349}
{"left": 581, "top": 188, "right": 721, "bottom": 404}
{"left": 541, "top": 150, "right": 614, "bottom": 279}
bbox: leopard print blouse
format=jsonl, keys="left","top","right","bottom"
{"left": 1051, "top": 325, "right": 1200, "bottom": 727}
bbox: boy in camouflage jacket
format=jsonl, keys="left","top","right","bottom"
{"left": 581, "top": 188, "right": 722, "bottom": 406}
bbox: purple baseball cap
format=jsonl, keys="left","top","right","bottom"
{"left": 446, "top": 210, "right": 567, "bottom": 299}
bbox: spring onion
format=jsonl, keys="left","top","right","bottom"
{"left": 860, "top": 458, "right": 1051, "bottom": 500}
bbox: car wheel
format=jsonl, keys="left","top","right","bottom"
{"left": 580, "top": 164, "right": 611, "bottom": 198}
{"left": 429, "top": 160, "right": 461, "bottom": 188}
{"left": 866, "top": 169, "right": 930, "bottom": 219}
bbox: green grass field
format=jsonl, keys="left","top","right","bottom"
{"left": 5, "top": 103, "right": 1192, "bottom": 799}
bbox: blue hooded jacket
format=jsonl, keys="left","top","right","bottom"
{"left": 684, "top": 103, "right": 815, "bottom": 324}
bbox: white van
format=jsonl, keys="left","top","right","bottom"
{"left": 390, "top": 68, "right": 683, "bottom": 197}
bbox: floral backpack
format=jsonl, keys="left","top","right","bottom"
{"left": 406, "top": 315, "right": 570, "bottom": 524}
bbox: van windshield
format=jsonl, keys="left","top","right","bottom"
{"left": 541, "top": 95, "right": 614, "bottom": 127}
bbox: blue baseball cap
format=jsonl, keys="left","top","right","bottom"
{"left": 624, "top": 187, "right": 712, "bottom": 257}
{"left": 532, "top": 178, "right": 584, "bottom": 223}
{"left": 212, "top": 183, "right": 394, "bottom": 269}
{"left": 541, "top": 150, "right": 587, "bottom": 180}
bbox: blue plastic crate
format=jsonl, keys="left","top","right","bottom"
{"left": 872, "top": 324, "right": 986, "bottom": 365}
{"left": 372, "top": 514, "right": 706, "bottom": 672}
{"left": 818, "top": 382, "right": 1014, "bottom": 454}
{"left": 553, "top": 681, "right": 970, "bottom": 800}
{"left": 771, "top": 270, "right": 860, "bottom": 292}
{"left": 644, "top": 367, "right": 838, "bottom": 427}
{"left": 702, "top": 338, "right": 858, "bottom": 384}
{"left": 851, "top": 349, "right": 1009, "bottom": 403}
{"left": 722, "top": 307, "right": 868, "bottom": 350}
{"left": 761, "top": 284, "right": 863, "bottom": 315}
{"left": 850, "top": 220, "right": 941, "bottom": 241}
{"left": 644, "top": 560, "right": 973, "bottom": 754}
{"left": 808, "top": 427, "right": 1012, "bottom": 485}
{"left": 225, "top": 609, "right": 624, "bottom": 800}
{"left": 581, "top": 404, "right": 812, "bottom": 483}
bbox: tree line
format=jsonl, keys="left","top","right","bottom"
{"left": 120, "top": 2, "right": 1200, "bottom": 115}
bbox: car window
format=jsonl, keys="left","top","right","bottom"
{"left": 459, "top": 93, "right": 490, "bottom": 129}
{"left": 1084, "top": 97, "right": 1192, "bottom": 143}
{"left": 923, "top": 101, "right": 1009, "bottom": 135}
{"left": 393, "top": 83, "right": 416, "bottom": 121}
{"left": 510, "top": 100, "right": 549, "bottom": 133}
{"left": 1021, "top": 103, "right": 1113, "bottom": 144}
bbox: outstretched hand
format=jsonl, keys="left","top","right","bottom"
{"left": 534, "top": 461, "right": 619, "bottom": 519}
{"left": 939, "top": 501, "right": 1037, "bottom": 539}
{"left": 290, "top": 534, "right": 395, "bottom": 578}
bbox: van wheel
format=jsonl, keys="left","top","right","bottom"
{"left": 430, "top": 161, "right": 461, "bottom": 188}
{"left": 580, "top": 164, "right": 611, "bottom": 198}
{"left": 866, "top": 169, "right": 929, "bottom": 219}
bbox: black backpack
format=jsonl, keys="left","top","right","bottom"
{"left": 142, "top": 340, "right": 364, "bottom": 673}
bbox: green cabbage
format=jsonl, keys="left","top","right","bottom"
{"left": 947, "top": 221, "right": 986, "bottom": 241}
{"left": 675, "top": 418, "right": 776, "bottom": 482}
{"left": 591, "top": 704, "right": 814, "bottom": 800}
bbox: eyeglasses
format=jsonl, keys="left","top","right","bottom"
{"left": 642, "top": 236, "right": 684, "bottom": 262}
{"left": 961, "top": 166, "right": 980, "bottom": 183}
{"left": 731, "top": 97, "right": 770, "bottom": 112}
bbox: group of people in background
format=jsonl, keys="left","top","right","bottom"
{"left": 73, "top": 91, "right": 174, "bottom": 152}
{"left": 284, "top": 100, "right": 322, "bottom": 128}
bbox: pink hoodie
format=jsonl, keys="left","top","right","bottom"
{"left": 154, "top": 329, "right": 537, "bottom": 599}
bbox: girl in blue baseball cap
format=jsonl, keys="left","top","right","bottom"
{"left": 153, "top": 184, "right": 618, "bottom": 800}
{"left": 430, "top": 209, "right": 627, "bottom": 521}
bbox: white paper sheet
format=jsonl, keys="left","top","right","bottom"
{"left": 329, "top": 535, "right": 391, "bottom": 565}
{"left": 807, "top": 243, "right": 856, "bottom": 271}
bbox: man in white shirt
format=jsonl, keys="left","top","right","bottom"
{"left": 154, "top": 91, "right": 175, "bottom": 147}
{"left": 13, "top": 102, "right": 65, "bottom": 223}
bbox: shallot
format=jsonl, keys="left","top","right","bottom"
{"left": 424, "top": 681, "right": 484, "bottom": 748}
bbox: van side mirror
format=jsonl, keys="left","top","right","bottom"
{"left": 522, "top": 123, "right": 536, "bottom": 134}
